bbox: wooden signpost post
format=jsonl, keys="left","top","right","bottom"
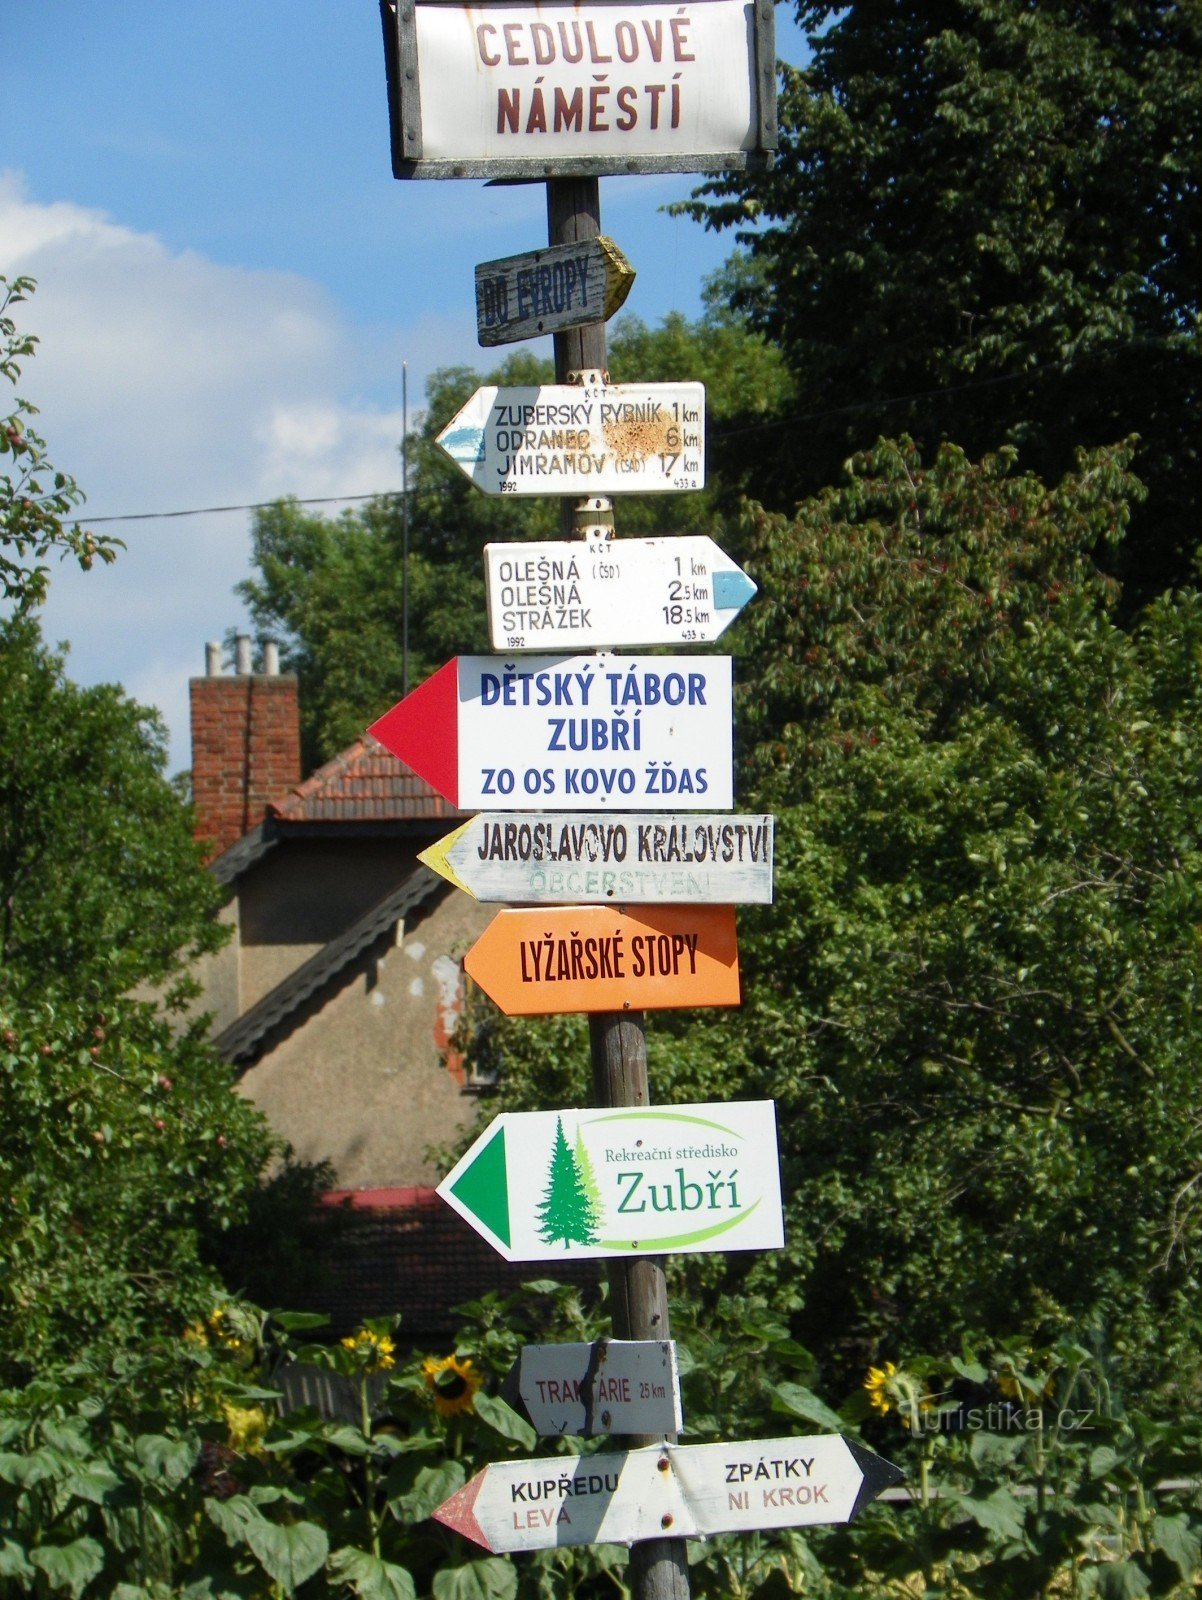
{"left": 373, "top": 14, "right": 900, "bottom": 1598}
{"left": 419, "top": 812, "right": 775, "bottom": 905}
{"left": 484, "top": 534, "right": 757, "bottom": 649}
{"left": 436, "top": 380, "right": 705, "bottom": 496}
{"left": 476, "top": 236, "right": 635, "bottom": 348}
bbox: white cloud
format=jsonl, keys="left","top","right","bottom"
{"left": 0, "top": 171, "right": 470, "bottom": 772}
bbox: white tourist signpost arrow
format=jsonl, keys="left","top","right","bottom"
{"left": 437, "top": 1101, "right": 782, "bottom": 1262}
{"left": 436, "top": 380, "right": 704, "bottom": 496}
{"left": 419, "top": 812, "right": 774, "bottom": 906}
{"left": 421, "top": 812, "right": 772, "bottom": 906}
{"left": 368, "top": 654, "right": 733, "bottom": 811}
{"left": 485, "top": 534, "right": 757, "bottom": 650}
{"left": 502, "top": 1340, "right": 683, "bottom": 1438}
{"left": 433, "top": 1436, "right": 904, "bottom": 1553}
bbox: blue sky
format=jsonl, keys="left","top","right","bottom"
{"left": 4, "top": 1, "right": 807, "bottom": 770}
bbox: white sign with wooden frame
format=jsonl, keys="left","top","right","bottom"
{"left": 380, "top": 0, "right": 777, "bottom": 179}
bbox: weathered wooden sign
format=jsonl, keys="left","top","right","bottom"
{"left": 420, "top": 813, "right": 774, "bottom": 905}
{"left": 465, "top": 904, "right": 740, "bottom": 1015}
{"left": 502, "top": 1340, "right": 683, "bottom": 1437}
{"left": 433, "top": 1436, "right": 903, "bottom": 1553}
{"left": 436, "top": 380, "right": 704, "bottom": 495}
{"left": 484, "top": 534, "right": 756, "bottom": 649}
{"left": 380, "top": 0, "right": 777, "bottom": 181}
{"left": 437, "top": 1100, "right": 779, "bottom": 1261}
{"left": 477, "top": 236, "right": 635, "bottom": 347}
{"left": 368, "top": 654, "right": 733, "bottom": 811}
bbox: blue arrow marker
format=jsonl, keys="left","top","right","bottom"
{"left": 713, "top": 568, "right": 758, "bottom": 615}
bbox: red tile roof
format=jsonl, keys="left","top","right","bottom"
{"left": 269, "top": 736, "right": 460, "bottom": 824}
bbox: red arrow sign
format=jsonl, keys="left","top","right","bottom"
{"left": 369, "top": 658, "right": 460, "bottom": 803}
{"left": 368, "top": 654, "right": 733, "bottom": 811}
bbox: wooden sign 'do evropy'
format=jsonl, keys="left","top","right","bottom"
{"left": 476, "top": 236, "right": 635, "bottom": 347}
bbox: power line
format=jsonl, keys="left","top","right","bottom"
{"left": 85, "top": 490, "right": 399, "bottom": 527}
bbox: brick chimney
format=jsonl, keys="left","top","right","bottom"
{"left": 190, "top": 635, "right": 301, "bottom": 860}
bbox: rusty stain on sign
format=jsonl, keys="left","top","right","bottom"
{"left": 603, "top": 408, "right": 678, "bottom": 465}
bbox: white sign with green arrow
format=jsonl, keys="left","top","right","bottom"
{"left": 436, "top": 1101, "right": 783, "bottom": 1263}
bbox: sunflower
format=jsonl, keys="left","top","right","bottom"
{"left": 865, "top": 1361, "right": 899, "bottom": 1415}
{"left": 340, "top": 1328, "right": 397, "bottom": 1373}
{"left": 865, "top": 1360, "right": 935, "bottom": 1431}
{"left": 422, "top": 1353, "right": 482, "bottom": 1417}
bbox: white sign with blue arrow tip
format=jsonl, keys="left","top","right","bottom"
{"left": 485, "top": 535, "right": 757, "bottom": 650}
{"left": 437, "top": 380, "right": 704, "bottom": 496}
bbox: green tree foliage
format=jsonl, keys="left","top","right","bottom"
{"left": 485, "top": 438, "right": 1202, "bottom": 1400}
{"left": 0, "top": 620, "right": 275, "bottom": 1376}
{"left": 0, "top": 277, "right": 120, "bottom": 609}
{"left": 0, "top": 352, "right": 277, "bottom": 1374}
{"left": 682, "top": 3, "right": 1202, "bottom": 598}
{"left": 733, "top": 437, "right": 1202, "bottom": 1393}
{"left": 0, "top": 618, "right": 226, "bottom": 1001}
{"left": 0, "top": 992, "right": 273, "bottom": 1380}
{"left": 238, "top": 309, "right": 790, "bottom": 767}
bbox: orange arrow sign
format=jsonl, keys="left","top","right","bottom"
{"left": 464, "top": 905, "right": 740, "bottom": 1016}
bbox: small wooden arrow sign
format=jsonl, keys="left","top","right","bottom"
{"left": 420, "top": 813, "right": 774, "bottom": 906}
{"left": 502, "top": 1340, "right": 683, "bottom": 1438}
{"left": 485, "top": 534, "right": 756, "bottom": 650}
{"left": 433, "top": 1436, "right": 903, "bottom": 1553}
{"left": 437, "top": 1100, "right": 780, "bottom": 1262}
{"left": 368, "top": 654, "right": 733, "bottom": 812}
{"left": 476, "top": 236, "right": 635, "bottom": 348}
{"left": 465, "top": 904, "right": 739, "bottom": 1016}
{"left": 436, "top": 380, "right": 704, "bottom": 496}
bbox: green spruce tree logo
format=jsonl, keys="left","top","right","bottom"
{"left": 537, "top": 1116, "right": 599, "bottom": 1249}
{"left": 574, "top": 1129, "right": 604, "bottom": 1231}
